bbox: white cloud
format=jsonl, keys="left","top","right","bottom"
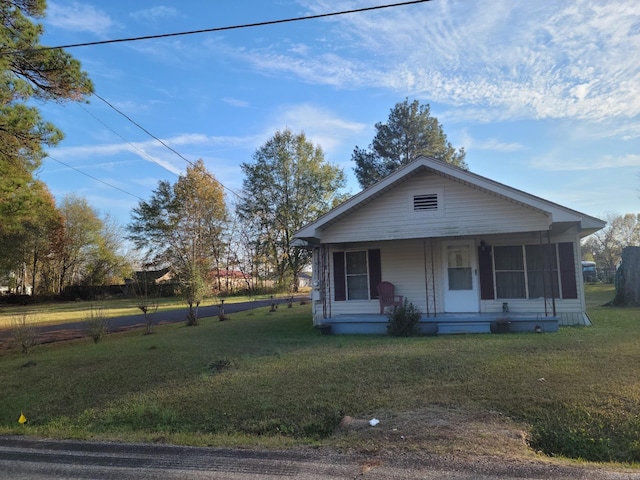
{"left": 53, "top": 141, "right": 183, "bottom": 176}
{"left": 49, "top": 133, "right": 260, "bottom": 177}
{"left": 86, "top": 0, "right": 640, "bottom": 126}
{"left": 46, "top": 2, "right": 113, "bottom": 36}
{"left": 109, "top": 99, "right": 154, "bottom": 113}
{"left": 604, "top": 121, "right": 640, "bottom": 141}
{"left": 262, "top": 1, "right": 639, "bottom": 123}
{"left": 222, "top": 97, "right": 250, "bottom": 108}
{"left": 532, "top": 153, "right": 640, "bottom": 171}
{"left": 230, "top": 47, "right": 366, "bottom": 88}
{"left": 130, "top": 6, "right": 182, "bottom": 22}
{"left": 459, "top": 131, "right": 523, "bottom": 152}
{"left": 268, "top": 104, "right": 367, "bottom": 153}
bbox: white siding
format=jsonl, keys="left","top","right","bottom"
{"left": 322, "top": 230, "right": 590, "bottom": 325}
{"left": 380, "top": 239, "right": 443, "bottom": 315}
{"left": 477, "top": 229, "right": 588, "bottom": 325}
{"left": 322, "top": 171, "right": 551, "bottom": 243}
{"left": 326, "top": 239, "right": 442, "bottom": 317}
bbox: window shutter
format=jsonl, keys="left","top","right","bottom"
{"left": 368, "top": 249, "right": 382, "bottom": 299}
{"left": 558, "top": 242, "right": 578, "bottom": 299}
{"left": 478, "top": 245, "right": 495, "bottom": 300}
{"left": 333, "top": 252, "right": 346, "bottom": 301}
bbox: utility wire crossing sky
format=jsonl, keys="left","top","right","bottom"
{"left": 34, "top": 0, "right": 640, "bottom": 226}
{"left": 37, "top": 1, "right": 435, "bottom": 207}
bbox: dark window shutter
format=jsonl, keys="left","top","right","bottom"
{"left": 478, "top": 245, "right": 495, "bottom": 300}
{"left": 368, "top": 249, "right": 382, "bottom": 299}
{"left": 333, "top": 252, "right": 346, "bottom": 301}
{"left": 558, "top": 242, "right": 578, "bottom": 299}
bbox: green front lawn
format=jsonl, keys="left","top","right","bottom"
{"left": 0, "top": 297, "right": 185, "bottom": 328}
{"left": 0, "top": 285, "right": 639, "bottom": 464}
{"left": 0, "top": 292, "right": 297, "bottom": 328}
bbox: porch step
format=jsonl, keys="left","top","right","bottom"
{"left": 437, "top": 321, "right": 491, "bottom": 335}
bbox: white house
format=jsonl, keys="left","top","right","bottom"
{"left": 292, "top": 157, "right": 606, "bottom": 335}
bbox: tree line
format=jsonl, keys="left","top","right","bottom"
{"left": 581, "top": 213, "right": 640, "bottom": 276}
{"left": 0, "top": 1, "right": 467, "bottom": 303}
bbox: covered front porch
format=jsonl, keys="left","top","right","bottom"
{"left": 319, "top": 312, "right": 559, "bottom": 335}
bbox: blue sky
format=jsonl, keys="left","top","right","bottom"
{"left": 36, "top": 0, "right": 640, "bottom": 227}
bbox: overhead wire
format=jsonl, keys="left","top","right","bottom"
{"left": 1, "top": 0, "right": 432, "bottom": 54}
{"left": 78, "top": 102, "right": 180, "bottom": 178}
{"left": 92, "top": 92, "right": 243, "bottom": 200}
{"left": 45, "top": 154, "right": 147, "bottom": 202}
{"left": 34, "top": 0, "right": 433, "bottom": 204}
{"left": 14, "top": 52, "right": 154, "bottom": 204}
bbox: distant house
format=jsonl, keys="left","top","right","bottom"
{"left": 297, "top": 271, "right": 313, "bottom": 289}
{"left": 129, "top": 268, "right": 254, "bottom": 295}
{"left": 292, "top": 157, "right": 606, "bottom": 334}
{"left": 209, "top": 269, "right": 252, "bottom": 293}
{"left": 0, "top": 285, "right": 32, "bottom": 296}
{"left": 131, "top": 268, "right": 173, "bottom": 285}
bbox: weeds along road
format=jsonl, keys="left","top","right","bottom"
{"left": 0, "top": 296, "right": 308, "bottom": 348}
{"left": 1, "top": 436, "right": 638, "bottom": 480}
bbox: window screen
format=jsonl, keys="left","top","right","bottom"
{"left": 345, "top": 251, "right": 369, "bottom": 300}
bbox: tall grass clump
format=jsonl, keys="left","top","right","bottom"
{"left": 85, "top": 306, "right": 108, "bottom": 343}
{"left": 132, "top": 278, "right": 160, "bottom": 335}
{"left": 528, "top": 406, "right": 640, "bottom": 463}
{"left": 12, "top": 313, "right": 36, "bottom": 353}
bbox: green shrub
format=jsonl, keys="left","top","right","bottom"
{"left": 386, "top": 299, "right": 421, "bottom": 336}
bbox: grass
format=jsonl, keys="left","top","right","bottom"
{"left": 0, "top": 297, "right": 184, "bottom": 328}
{"left": 0, "top": 284, "right": 639, "bottom": 465}
{"left": 0, "top": 292, "right": 301, "bottom": 328}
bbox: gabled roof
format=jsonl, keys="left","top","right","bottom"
{"left": 293, "top": 156, "right": 606, "bottom": 244}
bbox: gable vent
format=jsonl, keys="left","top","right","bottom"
{"left": 413, "top": 193, "right": 438, "bottom": 211}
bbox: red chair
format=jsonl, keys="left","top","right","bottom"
{"left": 377, "top": 281, "right": 403, "bottom": 314}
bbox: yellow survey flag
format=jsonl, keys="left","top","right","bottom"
{"left": 18, "top": 412, "right": 26, "bottom": 424}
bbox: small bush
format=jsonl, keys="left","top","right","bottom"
{"left": 386, "top": 299, "right": 421, "bottom": 336}
{"left": 85, "top": 306, "right": 108, "bottom": 343}
{"left": 131, "top": 275, "right": 161, "bottom": 334}
{"left": 12, "top": 313, "right": 36, "bottom": 353}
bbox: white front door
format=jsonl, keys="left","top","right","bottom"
{"left": 443, "top": 241, "right": 479, "bottom": 312}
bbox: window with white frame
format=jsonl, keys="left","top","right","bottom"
{"left": 494, "top": 246, "right": 526, "bottom": 298}
{"left": 345, "top": 251, "right": 369, "bottom": 300}
{"left": 333, "top": 249, "right": 381, "bottom": 302}
{"left": 493, "top": 245, "right": 560, "bottom": 299}
{"left": 526, "top": 244, "right": 560, "bottom": 298}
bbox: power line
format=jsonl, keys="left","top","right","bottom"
{"left": 93, "top": 92, "right": 243, "bottom": 200}
{"left": 17, "top": 52, "right": 183, "bottom": 201}
{"left": 32, "top": 2, "right": 429, "bottom": 207}
{"left": 78, "top": 102, "right": 179, "bottom": 178}
{"left": 45, "top": 154, "right": 146, "bottom": 202}
{"left": 15, "top": 54, "right": 158, "bottom": 204}
{"left": 2, "top": 0, "right": 432, "bottom": 54}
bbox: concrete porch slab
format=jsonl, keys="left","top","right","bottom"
{"left": 320, "top": 312, "right": 559, "bottom": 335}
